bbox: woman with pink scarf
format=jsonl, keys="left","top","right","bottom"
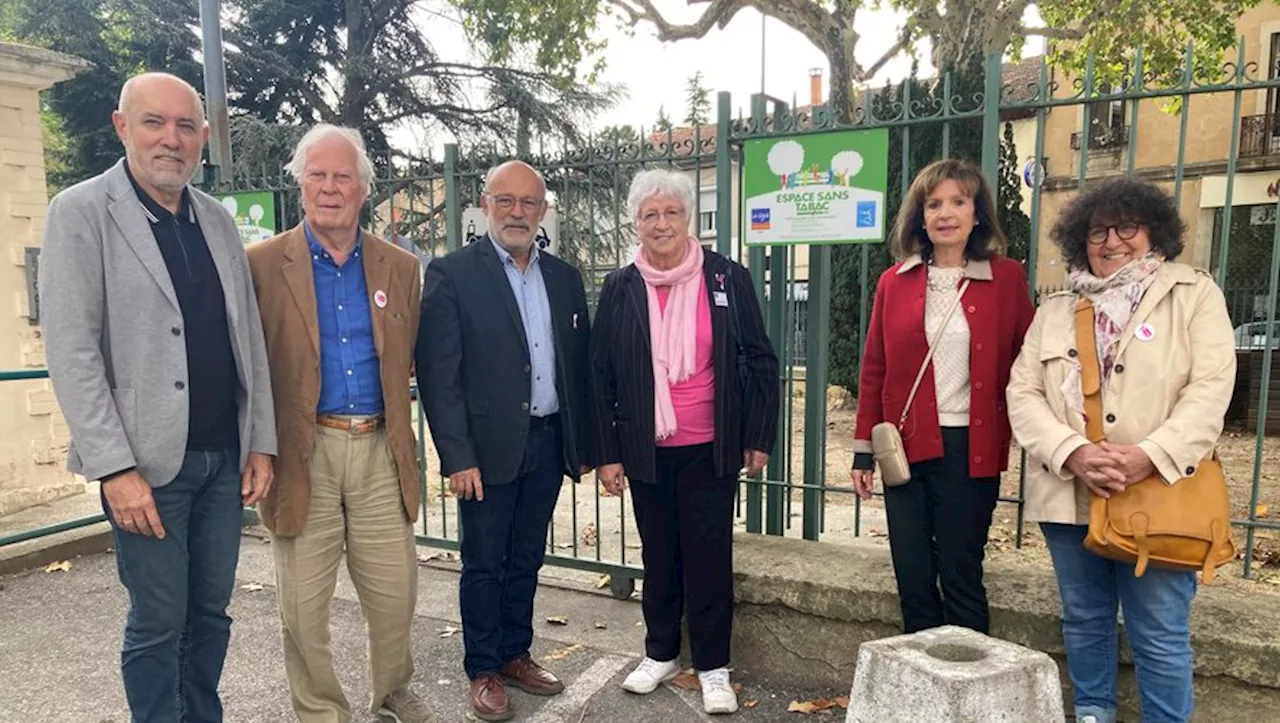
{"left": 591, "top": 169, "right": 779, "bottom": 715}
{"left": 1007, "top": 178, "right": 1236, "bottom": 723}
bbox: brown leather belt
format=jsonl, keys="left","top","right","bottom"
{"left": 316, "top": 414, "right": 384, "bottom": 434}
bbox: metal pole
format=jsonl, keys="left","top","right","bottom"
{"left": 760, "top": 13, "right": 766, "bottom": 94}
{"left": 981, "top": 52, "right": 1002, "bottom": 189}
{"left": 198, "top": 0, "right": 232, "bottom": 184}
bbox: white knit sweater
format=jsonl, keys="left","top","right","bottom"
{"left": 924, "top": 265, "right": 971, "bottom": 427}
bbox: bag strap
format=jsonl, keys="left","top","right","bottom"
{"left": 1073, "top": 298, "right": 1106, "bottom": 444}
{"left": 898, "top": 278, "right": 971, "bottom": 429}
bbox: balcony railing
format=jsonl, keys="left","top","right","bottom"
{"left": 1070, "top": 125, "right": 1130, "bottom": 151}
{"left": 1239, "top": 113, "right": 1280, "bottom": 158}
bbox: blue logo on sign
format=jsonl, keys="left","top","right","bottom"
{"left": 750, "top": 208, "right": 771, "bottom": 230}
{"left": 856, "top": 201, "right": 876, "bottom": 228}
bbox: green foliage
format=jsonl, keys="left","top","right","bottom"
{"left": 1038, "top": 0, "right": 1262, "bottom": 90}
{"left": 451, "top": 0, "right": 612, "bottom": 86}
{"left": 7, "top": 0, "right": 620, "bottom": 191}
{"left": 685, "top": 71, "right": 712, "bottom": 126}
{"left": 654, "top": 105, "right": 673, "bottom": 133}
{"left": 829, "top": 57, "right": 1030, "bottom": 393}
{"left": 10, "top": 0, "right": 203, "bottom": 190}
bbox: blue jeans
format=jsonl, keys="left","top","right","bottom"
{"left": 104, "top": 449, "right": 243, "bottom": 723}
{"left": 1041, "top": 523, "right": 1197, "bottom": 723}
{"left": 458, "top": 416, "right": 563, "bottom": 679}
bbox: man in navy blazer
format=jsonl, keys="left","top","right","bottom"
{"left": 417, "top": 160, "right": 594, "bottom": 722}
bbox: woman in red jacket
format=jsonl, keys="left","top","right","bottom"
{"left": 850, "top": 158, "right": 1035, "bottom": 634}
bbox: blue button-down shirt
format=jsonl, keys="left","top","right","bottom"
{"left": 308, "top": 223, "right": 384, "bottom": 415}
{"left": 491, "top": 238, "right": 559, "bottom": 416}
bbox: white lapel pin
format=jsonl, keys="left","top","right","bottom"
{"left": 1135, "top": 323, "right": 1155, "bottom": 341}
{"left": 374, "top": 289, "right": 388, "bottom": 309}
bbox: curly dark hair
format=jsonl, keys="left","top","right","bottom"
{"left": 1051, "top": 178, "right": 1186, "bottom": 271}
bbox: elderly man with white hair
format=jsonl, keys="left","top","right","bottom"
{"left": 247, "top": 124, "right": 429, "bottom": 723}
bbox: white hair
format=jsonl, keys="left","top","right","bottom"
{"left": 626, "top": 169, "right": 695, "bottom": 222}
{"left": 286, "top": 124, "right": 376, "bottom": 194}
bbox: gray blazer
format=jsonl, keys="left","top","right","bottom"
{"left": 39, "top": 159, "right": 277, "bottom": 486}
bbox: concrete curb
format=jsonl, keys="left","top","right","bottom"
{"left": 730, "top": 533, "right": 1280, "bottom": 723}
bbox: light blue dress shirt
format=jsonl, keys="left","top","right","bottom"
{"left": 491, "top": 238, "right": 559, "bottom": 417}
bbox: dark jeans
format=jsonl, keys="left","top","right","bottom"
{"left": 630, "top": 443, "right": 736, "bottom": 671}
{"left": 883, "top": 427, "right": 999, "bottom": 634}
{"left": 104, "top": 448, "right": 243, "bottom": 723}
{"left": 458, "top": 415, "right": 564, "bottom": 679}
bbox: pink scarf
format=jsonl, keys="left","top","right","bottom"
{"left": 635, "top": 236, "right": 705, "bottom": 441}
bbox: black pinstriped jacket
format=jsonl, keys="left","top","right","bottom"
{"left": 590, "top": 250, "right": 780, "bottom": 484}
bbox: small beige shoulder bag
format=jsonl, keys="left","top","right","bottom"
{"left": 871, "top": 279, "right": 970, "bottom": 487}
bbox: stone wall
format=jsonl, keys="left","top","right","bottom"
{"left": 0, "top": 42, "right": 90, "bottom": 516}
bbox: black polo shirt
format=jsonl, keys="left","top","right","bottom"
{"left": 126, "top": 163, "right": 239, "bottom": 452}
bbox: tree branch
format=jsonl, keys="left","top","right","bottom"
{"left": 861, "top": 32, "right": 912, "bottom": 81}
{"left": 608, "top": 0, "right": 749, "bottom": 41}
{"left": 1016, "top": 24, "right": 1087, "bottom": 41}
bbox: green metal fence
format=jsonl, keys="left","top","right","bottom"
{"left": 6, "top": 38, "right": 1280, "bottom": 584}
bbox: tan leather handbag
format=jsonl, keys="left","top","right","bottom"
{"left": 872, "top": 279, "right": 970, "bottom": 487}
{"left": 1074, "top": 299, "right": 1236, "bottom": 583}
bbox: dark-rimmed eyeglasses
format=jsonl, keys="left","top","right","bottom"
{"left": 1087, "top": 221, "right": 1141, "bottom": 245}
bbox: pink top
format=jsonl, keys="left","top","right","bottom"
{"left": 655, "top": 280, "right": 716, "bottom": 447}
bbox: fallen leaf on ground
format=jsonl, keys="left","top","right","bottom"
{"left": 44, "top": 560, "right": 71, "bottom": 573}
{"left": 259, "top": 537, "right": 270, "bottom": 544}
{"left": 544, "top": 644, "right": 584, "bottom": 662}
{"left": 545, "top": 616, "right": 569, "bottom": 626}
{"left": 417, "top": 552, "right": 441, "bottom": 564}
{"left": 867, "top": 528, "right": 887, "bottom": 538}
{"left": 1257, "top": 504, "right": 1271, "bottom": 519}
{"left": 438, "top": 626, "right": 459, "bottom": 638}
{"left": 594, "top": 622, "right": 608, "bottom": 630}
{"left": 732, "top": 682, "right": 744, "bottom": 694}
{"left": 626, "top": 543, "right": 643, "bottom": 550}
{"left": 580, "top": 524, "right": 598, "bottom": 547}
{"left": 670, "top": 670, "right": 700, "bottom": 690}
{"left": 240, "top": 583, "right": 265, "bottom": 592}
{"left": 743, "top": 699, "right": 759, "bottom": 709}
{"left": 788, "top": 698, "right": 839, "bottom": 714}
{"left": 835, "top": 696, "right": 850, "bottom": 708}
{"left": 555, "top": 542, "right": 574, "bottom": 549}
{"left": 595, "top": 574, "right": 611, "bottom": 589}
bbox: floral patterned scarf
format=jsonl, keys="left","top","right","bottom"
{"left": 1061, "top": 252, "right": 1164, "bottom": 413}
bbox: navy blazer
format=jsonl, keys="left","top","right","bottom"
{"left": 591, "top": 250, "right": 780, "bottom": 484}
{"left": 416, "top": 236, "right": 595, "bottom": 485}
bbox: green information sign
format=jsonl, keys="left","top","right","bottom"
{"left": 743, "top": 128, "right": 889, "bottom": 246}
{"left": 218, "top": 191, "right": 277, "bottom": 245}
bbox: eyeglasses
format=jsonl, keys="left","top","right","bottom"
{"left": 638, "top": 209, "right": 687, "bottom": 226}
{"left": 487, "top": 194, "right": 544, "bottom": 212}
{"left": 1087, "top": 221, "right": 1141, "bottom": 245}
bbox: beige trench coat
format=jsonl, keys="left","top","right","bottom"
{"left": 1006, "top": 262, "right": 1237, "bottom": 525}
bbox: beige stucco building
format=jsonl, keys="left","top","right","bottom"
{"left": 0, "top": 42, "right": 90, "bottom": 516}
{"left": 1031, "top": 4, "right": 1280, "bottom": 308}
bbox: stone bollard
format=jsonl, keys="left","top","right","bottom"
{"left": 846, "top": 625, "right": 1064, "bottom": 723}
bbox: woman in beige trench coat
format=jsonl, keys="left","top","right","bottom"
{"left": 1005, "top": 178, "right": 1236, "bottom": 723}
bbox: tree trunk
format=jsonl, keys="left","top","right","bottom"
{"left": 340, "top": 0, "right": 366, "bottom": 127}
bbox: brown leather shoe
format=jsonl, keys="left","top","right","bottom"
{"left": 500, "top": 655, "right": 566, "bottom": 696}
{"left": 470, "top": 673, "right": 513, "bottom": 722}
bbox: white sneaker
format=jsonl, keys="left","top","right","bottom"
{"left": 698, "top": 668, "right": 738, "bottom": 714}
{"left": 621, "top": 657, "right": 681, "bottom": 694}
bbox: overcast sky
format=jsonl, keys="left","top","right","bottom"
{"left": 403, "top": 1, "right": 1045, "bottom": 151}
